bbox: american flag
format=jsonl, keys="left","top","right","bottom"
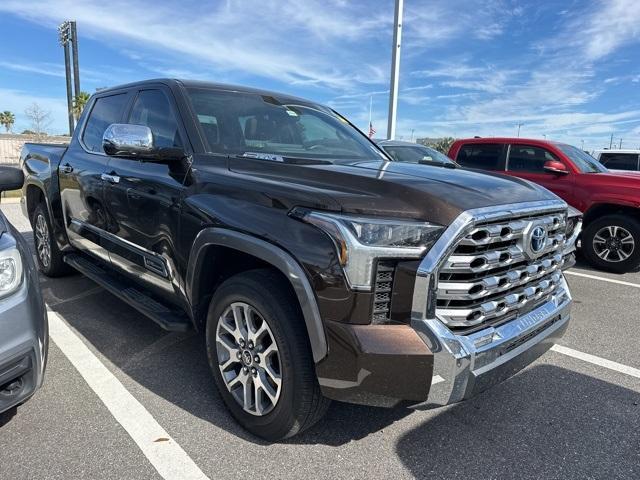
{"left": 368, "top": 121, "right": 376, "bottom": 138}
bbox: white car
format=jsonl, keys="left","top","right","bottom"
{"left": 592, "top": 149, "right": 640, "bottom": 171}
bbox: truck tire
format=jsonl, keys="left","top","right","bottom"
{"left": 205, "top": 269, "right": 330, "bottom": 441}
{"left": 31, "top": 203, "right": 70, "bottom": 277}
{"left": 582, "top": 214, "right": 640, "bottom": 273}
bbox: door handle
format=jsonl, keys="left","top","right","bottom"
{"left": 101, "top": 173, "right": 120, "bottom": 184}
{"left": 62, "top": 163, "right": 74, "bottom": 174}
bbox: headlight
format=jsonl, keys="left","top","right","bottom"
{"left": 565, "top": 206, "right": 582, "bottom": 238}
{"left": 293, "top": 209, "right": 443, "bottom": 290}
{"left": 0, "top": 246, "right": 23, "bottom": 299}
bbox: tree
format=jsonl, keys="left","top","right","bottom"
{"left": 24, "top": 103, "right": 52, "bottom": 140}
{"left": 72, "top": 91, "right": 91, "bottom": 120}
{"left": 0, "top": 111, "right": 15, "bottom": 133}
{"left": 418, "top": 136, "right": 456, "bottom": 154}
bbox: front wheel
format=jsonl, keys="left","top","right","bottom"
{"left": 582, "top": 214, "right": 640, "bottom": 273}
{"left": 205, "top": 269, "right": 329, "bottom": 441}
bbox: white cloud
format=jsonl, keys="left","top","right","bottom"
{"left": 0, "top": 0, "right": 390, "bottom": 90}
{"left": 0, "top": 61, "right": 64, "bottom": 78}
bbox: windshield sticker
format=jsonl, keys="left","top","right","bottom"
{"left": 242, "top": 152, "right": 284, "bottom": 162}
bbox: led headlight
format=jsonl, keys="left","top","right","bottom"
{"left": 0, "top": 246, "right": 23, "bottom": 299}
{"left": 294, "top": 210, "right": 443, "bottom": 290}
{"left": 564, "top": 206, "right": 582, "bottom": 257}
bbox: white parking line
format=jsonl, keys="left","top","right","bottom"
{"left": 47, "top": 310, "right": 210, "bottom": 480}
{"left": 565, "top": 270, "right": 640, "bottom": 288}
{"left": 552, "top": 344, "right": 640, "bottom": 379}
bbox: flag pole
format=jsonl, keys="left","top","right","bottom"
{"left": 369, "top": 96, "right": 373, "bottom": 126}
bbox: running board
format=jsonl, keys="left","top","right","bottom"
{"left": 63, "top": 253, "right": 192, "bottom": 332}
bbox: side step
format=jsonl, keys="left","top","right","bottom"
{"left": 63, "top": 253, "right": 192, "bottom": 332}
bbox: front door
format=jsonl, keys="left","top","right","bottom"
{"left": 504, "top": 144, "right": 575, "bottom": 202}
{"left": 60, "top": 91, "right": 131, "bottom": 264}
{"left": 103, "top": 87, "right": 189, "bottom": 299}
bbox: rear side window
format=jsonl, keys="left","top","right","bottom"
{"left": 507, "top": 145, "right": 559, "bottom": 173}
{"left": 82, "top": 93, "right": 128, "bottom": 153}
{"left": 599, "top": 153, "right": 639, "bottom": 171}
{"left": 455, "top": 143, "right": 504, "bottom": 170}
{"left": 129, "top": 89, "right": 182, "bottom": 149}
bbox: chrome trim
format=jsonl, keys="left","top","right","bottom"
{"left": 410, "top": 199, "right": 572, "bottom": 406}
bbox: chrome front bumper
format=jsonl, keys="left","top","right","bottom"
{"left": 413, "top": 276, "right": 571, "bottom": 406}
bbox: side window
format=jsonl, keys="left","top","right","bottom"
{"left": 129, "top": 90, "right": 182, "bottom": 149}
{"left": 508, "top": 145, "right": 559, "bottom": 173}
{"left": 599, "top": 153, "right": 639, "bottom": 171}
{"left": 82, "top": 93, "right": 128, "bottom": 153}
{"left": 456, "top": 144, "right": 504, "bottom": 170}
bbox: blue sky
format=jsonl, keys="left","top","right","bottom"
{"left": 1, "top": 0, "right": 639, "bottom": 150}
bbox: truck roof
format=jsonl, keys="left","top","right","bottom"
{"left": 592, "top": 149, "right": 640, "bottom": 154}
{"left": 94, "top": 78, "right": 320, "bottom": 108}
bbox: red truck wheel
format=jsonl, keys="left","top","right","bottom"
{"left": 582, "top": 214, "right": 640, "bottom": 273}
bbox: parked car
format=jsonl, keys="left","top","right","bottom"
{"left": 377, "top": 140, "right": 456, "bottom": 167}
{"left": 21, "top": 79, "right": 573, "bottom": 440}
{"left": 592, "top": 149, "right": 640, "bottom": 172}
{"left": 449, "top": 137, "right": 640, "bottom": 273}
{"left": 0, "top": 166, "right": 48, "bottom": 420}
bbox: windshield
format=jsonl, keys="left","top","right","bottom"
{"left": 381, "top": 144, "right": 455, "bottom": 165}
{"left": 186, "top": 88, "right": 386, "bottom": 163}
{"left": 556, "top": 144, "right": 608, "bottom": 173}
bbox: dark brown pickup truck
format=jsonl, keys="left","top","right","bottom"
{"left": 21, "top": 79, "right": 574, "bottom": 440}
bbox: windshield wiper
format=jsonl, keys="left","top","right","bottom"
{"left": 418, "top": 159, "right": 456, "bottom": 168}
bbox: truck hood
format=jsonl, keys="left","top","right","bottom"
{"left": 221, "top": 157, "right": 560, "bottom": 225}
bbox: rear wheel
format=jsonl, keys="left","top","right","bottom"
{"left": 31, "top": 203, "right": 70, "bottom": 277}
{"left": 205, "top": 269, "right": 329, "bottom": 440}
{"left": 582, "top": 214, "right": 640, "bottom": 273}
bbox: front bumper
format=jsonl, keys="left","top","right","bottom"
{"left": 412, "top": 276, "right": 571, "bottom": 406}
{"left": 0, "top": 229, "right": 48, "bottom": 414}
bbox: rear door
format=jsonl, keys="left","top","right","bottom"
{"left": 60, "top": 91, "right": 131, "bottom": 263}
{"left": 102, "top": 87, "right": 189, "bottom": 299}
{"left": 454, "top": 143, "right": 506, "bottom": 172}
{"left": 598, "top": 152, "right": 640, "bottom": 171}
{"left": 504, "top": 144, "right": 574, "bottom": 201}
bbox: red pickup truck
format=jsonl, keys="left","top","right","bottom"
{"left": 449, "top": 137, "right": 640, "bottom": 273}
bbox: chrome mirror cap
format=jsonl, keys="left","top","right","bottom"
{"left": 102, "top": 124, "right": 154, "bottom": 157}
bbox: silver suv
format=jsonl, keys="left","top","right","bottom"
{"left": 0, "top": 166, "right": 47, "bottom": 421}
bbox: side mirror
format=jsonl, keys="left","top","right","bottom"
{"left": 102, "top": 124, "right": 185, "bottom": 163}
{"left": 543, "top": 160, "right": 568, "bottom": 175}
{"left": 0, "top": 166, "right": 24, "bottom": 193}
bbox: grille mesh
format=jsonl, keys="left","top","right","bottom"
{"left": 371, "top": 262, "right": 395, "bottom": 324}
{"left": 436, "top": 210, "right": 567, "bottom": 332}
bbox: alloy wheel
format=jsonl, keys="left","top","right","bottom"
{"left": 34, "top": 214, "right": 51, "bottom": 268}
{"left": 216, "top": 302, "right": 282, "bottom": 416}
{"left": 592, "top": 225, "right": 635, "bottom": 263}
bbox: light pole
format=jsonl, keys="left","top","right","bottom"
{"left": 387, "top": 0, "right": 403, "bottom": 140}
{"left": 58, "top": 21, "right": 74, "bottom": 136}
{"left": 516, "top": 123, "right": 523, "bottom": 137}
{"left": 58, "top": 21, "right": 81, "bottom": 135}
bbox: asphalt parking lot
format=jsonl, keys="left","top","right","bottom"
{"left": 0, "top": 201, "right": 638, "bottom": 480}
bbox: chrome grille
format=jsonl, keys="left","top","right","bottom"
{"left": 436, "top": 210, "right": 567, "bottom": 330}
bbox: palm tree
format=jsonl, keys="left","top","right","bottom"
{"left": 72, "top": 91, "right": 91, "bottom": 120}
{"left": 0, "top": 111, "right": 15, "bottom": 133}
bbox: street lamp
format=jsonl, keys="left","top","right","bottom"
{"left": 58, "top": 21, "right": 81, "bottom": 136}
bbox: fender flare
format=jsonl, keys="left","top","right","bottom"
{"left": 186, "top": 228, "right": 328, "bottom": 363}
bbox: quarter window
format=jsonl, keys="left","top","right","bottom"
{"left": 129, "top": 90, "right": 182, "bottom": 149}
{"left": 456, "top": 144, "right": 505, "bottom": 170}
{"left": 507, "top": 145, "right": 560, "bottom": 173}
{"left": 598, "top": 153, "right": 639, "bottom": 171}
{"left": 82, "top": 93, "right": 128, "bottom": 153}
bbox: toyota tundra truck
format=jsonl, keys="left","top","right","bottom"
{"left": 21, "top": 79, "right": 573, "bottom": 440}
